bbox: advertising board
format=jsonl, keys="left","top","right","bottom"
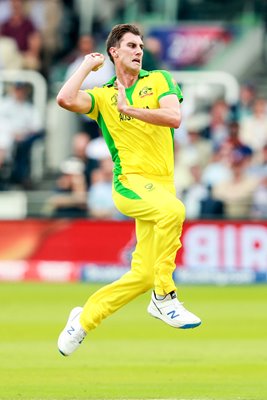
{"left": 148, "top": 25, "right": 235, "bottom": 68}
{"left": 0, "top": 220, "right": 266, "bottom": 284}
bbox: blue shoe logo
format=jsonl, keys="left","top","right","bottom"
{"left": 67, "top": 326, "right": 75, "bottom": 335}
{"left": 167, "top": 310, "right": 179, "bottom": 319}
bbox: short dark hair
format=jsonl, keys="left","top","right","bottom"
{"left": 106, "top": 24, "right": 142, "bottom": 63}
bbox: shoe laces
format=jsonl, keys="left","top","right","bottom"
{"left": 71, "top": 327, "right": 86, "bottom": 344}
{"left": 155, "top": 292, "right": 186, "bottom": 312}
{"left": 172, "top": 298, "right": 186, "bottom": 312}
{"left": 166, "top": 296, "right": 198, "bottom": 319}
{"left": 157, "top": 292, "right": 185, "bottom": 307}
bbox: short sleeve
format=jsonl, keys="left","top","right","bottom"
{"left": 84, "top": 89, "right": 100, "bottom": 121}
{"left": 156, "top": 70, "right": 183, "bottom": 103}
{"left": 175, "top": 82, "right": 183, "bottom": 104}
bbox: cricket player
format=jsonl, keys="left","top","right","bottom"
{"left": 57, "top": 24, "right": 201, "bottom": 356}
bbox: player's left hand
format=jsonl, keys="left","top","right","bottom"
{"left": 116, "top": 79, "right": 128, "bottom": 114}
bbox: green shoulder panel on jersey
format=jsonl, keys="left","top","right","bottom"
{"left": 125, "top": 80, "right": 138, "bottom": 105}
{"left": 152, "top": 70, "right": 183, "bottom": 103}
{"left": 97, "top": 113, "right": 141, "bottom": 200}
{"left": 104, "top": 70, "right": 149, "bottom": 88}
{"left": 124, "top": 70, "right": 150, "bottom": 105}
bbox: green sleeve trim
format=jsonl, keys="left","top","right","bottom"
{"left": 158, "top": 90, "right": 183, "bottom": 104}
{"left": 175, "top": 85, "right": 184, "bottom": 103}
{"left": 158, "top": 90, "right": 178, "bottom": 101}
{"left": 156, "top": 70, "right": 183, "bottom": 103}
{"left": 85, "top": 91, "right": 95, "bottom": 114}
{"left": 157, "top": 70, "right": 174, "bottom": 89}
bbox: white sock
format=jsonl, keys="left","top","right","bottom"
{"left": 154, "top": 291, "right": 166, "bottom": 300}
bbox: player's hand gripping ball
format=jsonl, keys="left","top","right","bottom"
{"left": 91, "top": 54, "right": 105, "bottom": 71}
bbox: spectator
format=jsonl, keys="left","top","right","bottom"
{"left": 0, "top": 82, "right": 44, "bottom": 188}
{"left": 199, "top": 184, "right": 225, "bottom": 219}
{"left": 71, "top": 131, "right": 99, "bottom": 189}
{"left": 225, "top": 120, "right": 253, "bottom": 158}
{"left": 0, "top": 0, "right": 43, "bottom": 73}
{"left": 87, "top": 157, "right": 123, "bottom": 220}
{"left": 234, "top": 82, "right": 256, "bottom": 121}
{"left": 22, "top": 30, "right": 42, "bottom": 72}
{"left": 55, "top": 0, "right": 80, "bottom": 61}
{"left": 0, "top": 31, "right": 22, "bottom": 69}
{"left": 174, "top": 128, "right": 212, "bottom": 197}
{"left": 251, "top": 175, "right": 267, "bottom": 219}
{"left": 44, "top": 157, "right": 87, "bottom": 218}
{"left": 239, "top": 97, "right": 267, "bottom": 152}
{"left": 212, "top": 151, "right": 259, "bottom": 219}
{"left": 1, "top": 0, "right": 38, "bottom": 52}
{"left": 181, "top": 164, "right": 209, "bottom": 219}
{"left": 142, "top": 35, "right": 163, "bottom": 70}
{"left": 86, "top": 133, "right": 110, "bottom": 162}
{"left": 25, "top": 0, "right": 63, "bottom": 74}
{"left": 76, "top": 0, "right": 122, "bottom": 40}
{"left": 249, "top": 142, "right": 267, "bottom": 177}
{"left": 201, "top": 142, "right": 233, "bottom": 188}
{"left": 202, "top": 98, "right": 232, "bottom": 148}
{"left": 176, "top": 128, "right": 213, "bottom": 169}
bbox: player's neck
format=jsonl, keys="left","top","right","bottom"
{"left": 115, "top": 68, "right": 139, "bottom": 88}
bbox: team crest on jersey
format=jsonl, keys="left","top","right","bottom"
{"left": 139, "top": 86, "right": 153, "bottom": 98}
{"left": 145, "top": 183, "right": 155, "bottom": 191}
{"left": 111, "top": 93, "right": 118, "bottom": 106}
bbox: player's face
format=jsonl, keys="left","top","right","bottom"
{"left": 116, "top": 32, "right": 144, "bottom": 73}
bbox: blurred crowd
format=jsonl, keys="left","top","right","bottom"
{"left": 1, "top": 0, "right": 267, "bottom": 220}
{"left": 174, "top": 89, "right": 267, "bottom": 221}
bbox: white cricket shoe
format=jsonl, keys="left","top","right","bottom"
{"left": 57, "top": 306, "right": 87, "bottom": 356}
{"left": 147, "top": 291, "right": 201, "bottom": 329}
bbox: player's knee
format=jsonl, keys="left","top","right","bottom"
{"left": 134, "top": 270, "right": 154, "bottom": 292}
{"left": 142, "top": 275, "right": 155, "bottom": 292}
{"left": 160, "top": 201, "right": 186, "bottom": 227}
{"left": 172, "top": 202, "right": 185, "bottom": 222}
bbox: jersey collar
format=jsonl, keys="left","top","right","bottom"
{"left": 104, "top": 69, "right": 150, "bottom": 87}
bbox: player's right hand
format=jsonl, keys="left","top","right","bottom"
{"left": 116, "top": 79, "right": 128, "bottom": 114}
{"left": 83, "top": 53, "right": 105, "bottom": 72}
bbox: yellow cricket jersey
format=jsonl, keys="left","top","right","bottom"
{"left": 84, "top": 69, "right": 183, "bottom": 197}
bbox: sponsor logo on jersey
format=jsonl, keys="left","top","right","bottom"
{"left": 145, "top": 183, "right": 155, "bottom": 191}
{"left": 139, "top": 86, "right": 153, "bottom": 98}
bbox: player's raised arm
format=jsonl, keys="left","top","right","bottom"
{"left": 57, "top": 53, "right": 105, "bottom": 114}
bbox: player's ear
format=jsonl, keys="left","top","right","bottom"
{"left": 110, "top": 47, "right": 118, "bottom": 58}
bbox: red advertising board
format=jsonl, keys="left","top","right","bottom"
{"left": 0, "top": 219, "right": 266, "bottom": 283}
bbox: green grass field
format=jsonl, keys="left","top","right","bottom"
{"left": 0, "top": 282, "right": 266, "bottom": 400}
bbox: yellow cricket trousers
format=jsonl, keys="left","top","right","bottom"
{"left": 80, "top": 173, "right": 186, "bottom": 332}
